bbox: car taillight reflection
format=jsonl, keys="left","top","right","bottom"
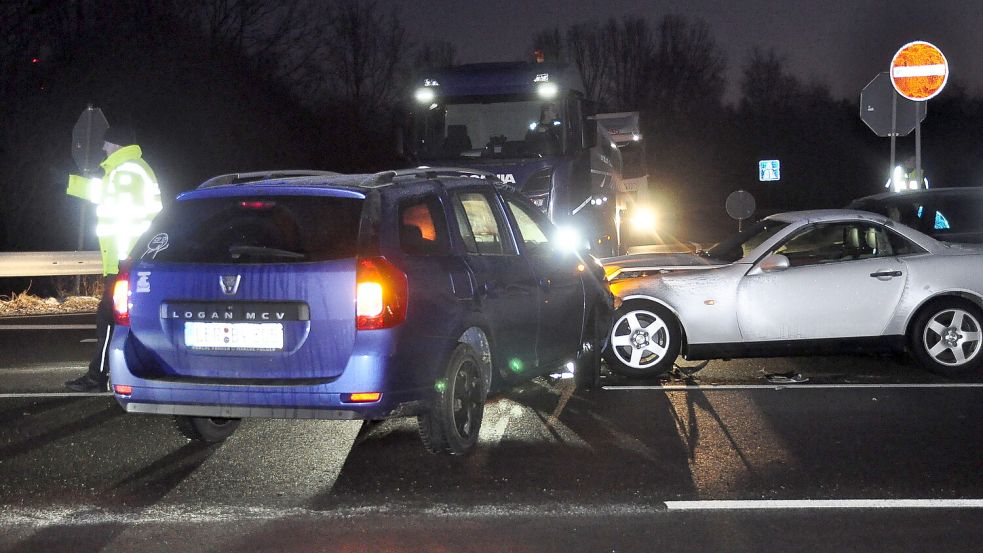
{"left": 113, "top": 271, "right": 131, "bottom": 326}
{"left": 356, "top": 257, "right": 407, "bottom": 330}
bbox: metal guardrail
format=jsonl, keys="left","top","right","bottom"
{"left": 0, "top": 251, "right": 103, "bottom": 277}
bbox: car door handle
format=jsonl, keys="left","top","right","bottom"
{"left": 869, "top": 270, "right": 903, "bottom": 278}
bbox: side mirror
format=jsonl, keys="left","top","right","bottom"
{"left": 757, "top": 253, "right": 790, "bottom": 273}
{"left": 581, "top": 118, "right": 597, "bottom": 150}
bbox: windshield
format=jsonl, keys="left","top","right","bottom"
{"left": 414, "top": 96, "right": 565, "bottom": 161}
{"left": 705, "top": 220, "right": 790, "bottom": 263}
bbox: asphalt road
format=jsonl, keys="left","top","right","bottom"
{"left": 2, "top": 314, "right": 983, "bottom": 552}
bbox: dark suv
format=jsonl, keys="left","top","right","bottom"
{"left": 109, "top": 169, "right": 611, "bottom": 455}
{"left": 848, "top": 187, "right": 983, "bottom": 244}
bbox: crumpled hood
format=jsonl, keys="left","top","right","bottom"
{"left": 601, "top": 252, "right": 726, "bottom": 279}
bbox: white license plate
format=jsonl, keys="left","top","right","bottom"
{"left": 184, "top": 322, "right": 284, "bottom": 351}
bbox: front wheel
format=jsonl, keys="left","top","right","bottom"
{"left": 174, "top": 416, "right": 241, "bottom": 443}
{"left": 910, "top": 299, "right": 983, "bottom": 377}
{"left": 605, "top": 301, "right": 681, "bottom": 378}
{"left": 575, "top": 307, "right": 606, "bottom": 390}
{"left": 417, "top": 344, "right": 486, "bottom": 455}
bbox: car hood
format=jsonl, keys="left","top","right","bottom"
{"left": 602, "top": 252, "right": 727, "bottom": 279}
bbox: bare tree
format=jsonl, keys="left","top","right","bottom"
{"left": 651, "top": 15, "right": 727, "bottom": 117}
{"left": 604, "top": 17, "right": 655, "bottom": 111}
{"left": 565, "top": 22, "right": 611, "bottom": 104}
{"left": 319, "top": 1, "right": 407, "bottom": 126}
{"left": 739, "top": 47, "right": 802, "bottom": 116}
{"left": 413, "top": 40, "right": 456, "bottom": 72}
{"left": 531, "top": 28, "right": 564, "bottom": 63}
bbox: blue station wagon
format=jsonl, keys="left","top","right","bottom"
{"left": 109, "top": 169, "right": 611, "bottom": 455}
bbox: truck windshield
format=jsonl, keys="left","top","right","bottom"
{"left": 415, "top": 97, "right": 564, "bottom": 161}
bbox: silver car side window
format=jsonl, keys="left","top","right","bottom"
{"left": 773, "top": 223, "right": 898, "bottom": 267}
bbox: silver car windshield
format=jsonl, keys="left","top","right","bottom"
{"left": 705, "top": 220, "right": 790, "bottom": 263}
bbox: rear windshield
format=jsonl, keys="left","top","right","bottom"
{"left": 133, "top": 196, "right": 363, "bottom": 263}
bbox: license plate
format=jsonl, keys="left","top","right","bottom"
{"left": 184, "top": 322, "right": 284, "bottom": 351}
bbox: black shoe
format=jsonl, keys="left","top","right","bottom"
{"left": 65, "top": 375, "right": 107, "bottom": 392}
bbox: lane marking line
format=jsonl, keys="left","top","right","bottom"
{"left": 604, "top": 383, "right": 983, "bottom": 390}
{"left": 665, "top": 499, "right": 983, "bottom": 511}
{"left": 0, "top": 392, "right": 112, "bottom": 398}
{"left": 0, "top": 325, "right": 96, "bottom": 330}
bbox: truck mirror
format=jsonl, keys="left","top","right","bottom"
{"left": 581, "top": 118, "right": 597, "bottom": 150}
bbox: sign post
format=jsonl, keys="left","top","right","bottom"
{"left": 70, "top": 105, "right": 109, "bottom": 293}
{"left": 725, "top": 190, "right": 756, "bottom": 232}
{"left": 890, "top": 41, "right": 949, "bottom": 188}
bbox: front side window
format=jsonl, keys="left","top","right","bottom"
{"left": 773, "top": 222, "right": 903, "bottom": 267}
{"left": 451, "top": 192, "right": 513, "bottom": 255}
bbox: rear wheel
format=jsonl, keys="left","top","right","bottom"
{"left": 605, "top": 300, "right": 680, "bottom": 378}
{"left": 910, "top": 299, "right": 983, "bottom": 377}
{"left": 174, "top": 416, "right": 241, "bottom": 443}
{"left": 418, "top": 344, "right": 486, "bottom": 455}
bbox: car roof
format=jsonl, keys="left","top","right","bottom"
{"left": 850, "top": 187, "right": 983, "bottom": 204}
{"left": 767, "top": 209, "right": 894, "bottom": 225}
{"left": 180, "top": 168, "right": 508, "bottom": 201}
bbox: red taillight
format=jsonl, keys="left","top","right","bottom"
{"left": 344, "top": 392, "right": 382, "bottom": 403}
{"left": 239, "top": 200, "right": 276, "bottom": 210}
{"left": 113, "top": 271, "right": 130, "bottom": 326}
{"left": 114, "top": 384, "right": 133, "bottom": 396}
{"left": 356, "top": 257, "right": 407, "bottom": 330}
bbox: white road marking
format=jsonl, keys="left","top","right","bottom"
{"left": 0, "top": 325, "right": 96, "bottom": 330}
{"left": 604, "top": 383, "right": 983, "bottom": 390}
{"left": 666, "top": 499, "right": 983, "bottom": 511}
{"left": 892, "top": 64, "right": 946, "bottom": 78}
{"left": 6, "top": 499, "right": 983, "bottom": 527}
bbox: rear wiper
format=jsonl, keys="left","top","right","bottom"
{"left": 228, "top": 245, "right": 306, "bottom": 260}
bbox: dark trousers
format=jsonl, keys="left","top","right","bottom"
{"left": 86, "top": 274, "right": 116, "bottom": 382}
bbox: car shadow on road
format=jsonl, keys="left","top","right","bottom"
{"left": 310, "top": 378, "right": 700, "bottom": 510}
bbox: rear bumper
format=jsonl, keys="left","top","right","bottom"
{"left": 109, "top": 327, "right": 441, "bottom": 420}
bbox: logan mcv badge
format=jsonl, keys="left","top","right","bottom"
{"left": 220, "top": 275, "right": 241, "bottom": 296}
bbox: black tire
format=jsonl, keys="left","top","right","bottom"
{"left": 604, "top": 300, "right": 681, "bottom": 378}
{"left": 174, "top": 416, "right": 241, "bottom": 443}
{"left": 417, "top": 344, "right": 486, "bottom": 455}
{"left": 909, "top": 298, "right": 983, "bottom": 377}
{"left": 575, "top": 308, "right": 605, "bottom": 390}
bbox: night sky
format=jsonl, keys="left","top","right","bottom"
{"left": 384, "top": 0, "right": 983, "bottom": 101}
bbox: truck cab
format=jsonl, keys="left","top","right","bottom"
{"left": 407, "top": 62, "right": 623, "bottom": 256}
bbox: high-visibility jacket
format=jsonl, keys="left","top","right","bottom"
{"left": 67, "top": 145, "right": 163, "bottom": 275}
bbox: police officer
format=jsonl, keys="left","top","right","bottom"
{"left": 65, "top": 139, "right": 162, "bottom": 392}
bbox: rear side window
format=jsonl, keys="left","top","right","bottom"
{"left": 399, "top": 196, "right": 450, "bottom": 256}
{"left": 134, "top": 196, "right": 363, "bottom": 263}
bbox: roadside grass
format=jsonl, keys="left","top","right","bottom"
{"left": 0, "top": 277, "right": 102, "bottom": 316}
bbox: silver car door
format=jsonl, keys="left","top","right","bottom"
{"left": 736, "top": 222, "right": 908, "bottom": 341}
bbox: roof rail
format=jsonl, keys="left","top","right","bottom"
{"left": 197, "top": 170, "right": 341, "bottom": 189}
{"left": 360, "top": 167, "right": 502, "bottom": 187}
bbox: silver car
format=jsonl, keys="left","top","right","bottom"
{"left": 602, "top": 209, "right": 983, "bottom": 377}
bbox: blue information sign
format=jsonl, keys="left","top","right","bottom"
{"left": 759, "top": 160, "right": 780, "bottom": 182}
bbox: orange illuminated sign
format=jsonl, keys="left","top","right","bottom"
{"left": 890, "top": 41, "right": 948, "bottom": 101}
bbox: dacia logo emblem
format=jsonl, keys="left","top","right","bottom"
{"left": 220, "top": 275, "right": 241, "bottom": 295}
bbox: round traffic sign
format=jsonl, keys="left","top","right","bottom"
{"left": 725, "top": 190, "right": 756, "bottom": 221}
{"left": 890, "top": 41, "right": 948, "bottom": 101}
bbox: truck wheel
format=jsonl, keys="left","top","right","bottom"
{"left": 174, "top": 416, "right": 241, "bottom": 443}
{"left": 604, "top": 300, "right": 680, "bottom": 378}
{"left": 910, "top": 299, "right": 983, "bottom": 377}
{"left": 417, "top": 344, "right": 486, "bottom": 455}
